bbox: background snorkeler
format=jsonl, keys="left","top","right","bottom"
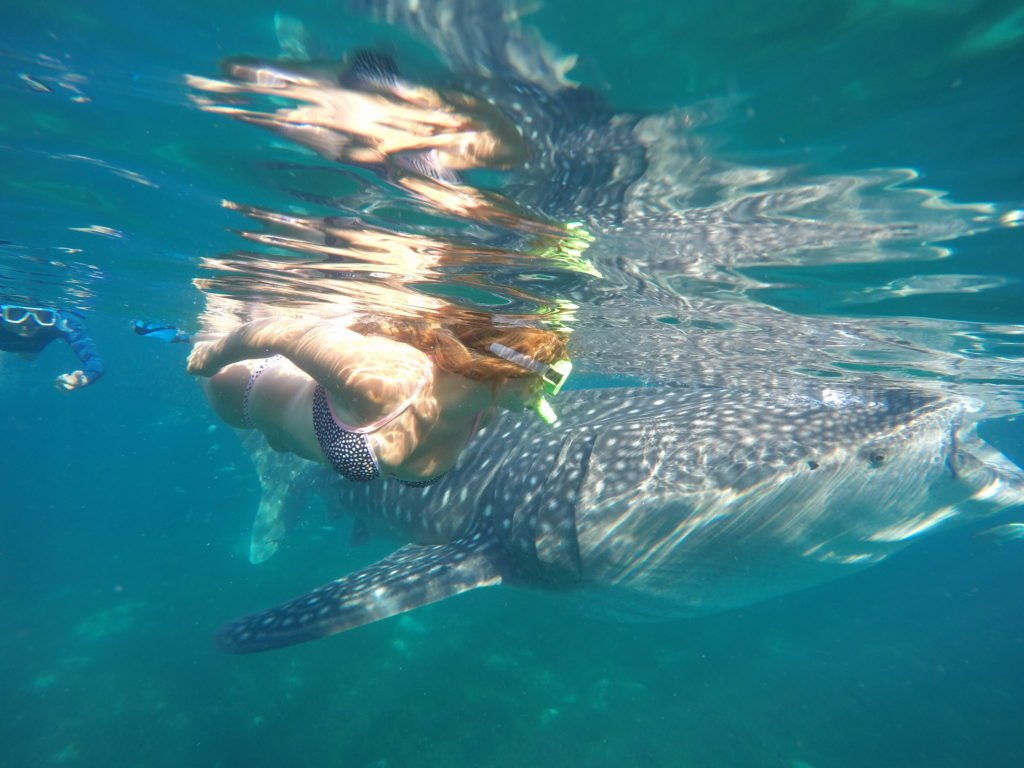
{"left": 0, "top": 303, "right": 104, "bottom": 391}
{"left": 185, "top": 310, "right": 573, "bottom": 486}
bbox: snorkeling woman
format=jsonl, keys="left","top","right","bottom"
{"left": 186, "top": 312, "right": 571, "bottom": 486}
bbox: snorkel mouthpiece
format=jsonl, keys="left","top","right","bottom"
{"left": 535, "top": 396, "right": 559, "bottom": 424}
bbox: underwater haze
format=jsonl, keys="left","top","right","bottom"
{"left": 2, "top": 1, "right": 1024, "bottom": 767}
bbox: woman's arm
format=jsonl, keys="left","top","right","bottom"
{"left": 56, "top": 313, "right": 104, "bottom": 389}
{"left": 188, "top": 317, "right": 431, "bottom": 426}
{"left": 186, "top": 317, "right": 317, "bottom": 374}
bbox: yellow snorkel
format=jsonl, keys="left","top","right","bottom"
{"left": 489, "top": 342, "right": 572, "bottom": 424}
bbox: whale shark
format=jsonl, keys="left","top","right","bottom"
{"left": 216, "top": 380, "right": 1024, "bottom": 653}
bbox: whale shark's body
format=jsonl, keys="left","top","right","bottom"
{"left": 217, "top": 381, "right": 1024, "bottom": 652}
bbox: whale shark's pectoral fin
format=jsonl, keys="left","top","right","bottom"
{"left": 249, "top": 483, "right": 302, "bottom": 565}
{"left": 240, "top": 430, "right": 312, "bottom": 564}
{"left": 215, "top": 530, "right": 506, "bottom": 653}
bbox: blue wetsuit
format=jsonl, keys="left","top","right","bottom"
{"left": 0, "top": 312, "right": 105, "bottom": 386}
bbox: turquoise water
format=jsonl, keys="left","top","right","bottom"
{"left": 2, "top": 2, "right": 1023, "bottom": 767}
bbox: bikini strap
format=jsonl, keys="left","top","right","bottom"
{"left": 241, "top": 355, "right": 283, "bottom": 427}
{"left": 328, "top": 363, "right": 433, "bottom": 434}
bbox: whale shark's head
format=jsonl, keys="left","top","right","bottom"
{"left": 526, "top": 386, "right": 1024, "bottom": 618}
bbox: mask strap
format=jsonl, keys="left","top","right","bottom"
{"left": 488, "top": 342, "right": 546, "bottom": 375}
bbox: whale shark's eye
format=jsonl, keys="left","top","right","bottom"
{"left": 868, "top": 452, "right": 886, "bottom": 468}
{"left": 806, "top": 460, "right": 819, "bottom": 470}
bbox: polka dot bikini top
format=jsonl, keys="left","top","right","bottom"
{"left": 313, "top": 368, "right": 449, "bottom": 487}
{"left": 311, "top": 385, "right": 383, "bottom": 482}
{"left": 245, "top": 356, "right": 453, "bottom": 487}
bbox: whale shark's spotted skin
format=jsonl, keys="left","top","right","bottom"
{"left": 217, "top": 384, "right": 1024, "bottom": 653}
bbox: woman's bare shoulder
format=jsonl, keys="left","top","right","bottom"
{"left": 313, "top": 330, "right": 433, "bottom": 424}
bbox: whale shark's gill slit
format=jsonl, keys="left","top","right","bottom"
{"left": 215, "top": 529, "right": 507, "bottom": 653}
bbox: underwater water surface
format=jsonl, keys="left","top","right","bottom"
{"left": 1, "top": 1, "right": 1023, "bottom": 767}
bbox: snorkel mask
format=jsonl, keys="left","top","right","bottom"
{"left": 1, "top": 304, "right": 58, "bottom": 327}
{"left": 489, "top": 342, "right": 572, "bottom": 424}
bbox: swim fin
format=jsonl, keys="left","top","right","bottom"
{"left": 132, "top": 320, "right": 192, "bottom": 344}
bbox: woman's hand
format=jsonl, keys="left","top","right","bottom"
{"left": 186, "top": 341, "right": 223, "bottom": 377}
